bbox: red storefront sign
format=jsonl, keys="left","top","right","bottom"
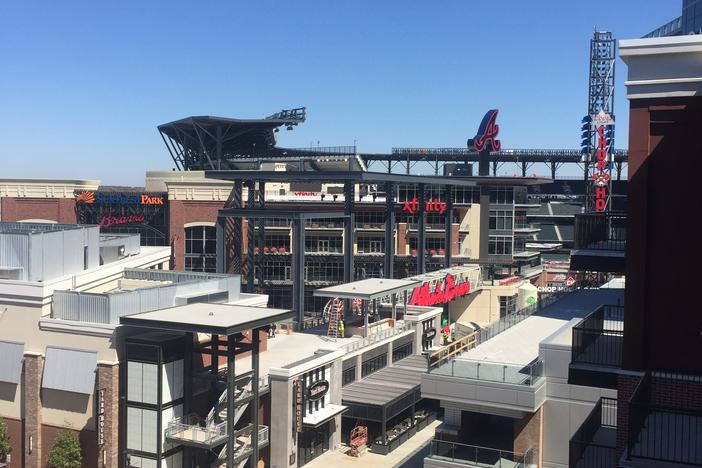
{"left": 409, "top": 273, "right": 471, "bottom": 306}
{"left": 593, "top": 125, "right": 611, "bottom": 212}
{"left": 402, "top": 198, "right": 447, "bottom": 215}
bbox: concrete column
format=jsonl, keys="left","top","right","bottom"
{"left": 97, "top": 362, "right": 119, "bottom": 468}
{"left": 330, "top": 360, "right": 343, "bottom": 450}
{"left": 514, "top": 406, "right": 543, "bottom": 467}
{"left": 23, "top": 352, "right": 43, "bottom": 468}
{"left": 355, "top": 354, "right": 363, "bottom": 381}
{"left": 270, "top": 377, "right": 294, "bottom": 468}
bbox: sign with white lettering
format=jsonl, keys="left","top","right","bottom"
{"left": 293, "top": 380, "right": 303, "bottom": 433}
{"left": 306, "top": 380, "right": 329, "bottom": 401}
{"left": 97, "top": 388, "right": 106, "bottom": 446}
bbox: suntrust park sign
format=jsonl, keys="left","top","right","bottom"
{"left": 75, "top": 191, "right": 164, "bottom": 205}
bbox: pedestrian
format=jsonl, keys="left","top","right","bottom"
{"left": 339, "top": 320, "right": 345, "bottom": 338}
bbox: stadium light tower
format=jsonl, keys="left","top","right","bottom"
{"left": 583, "top": 31, "right": 616, "bottom": 212}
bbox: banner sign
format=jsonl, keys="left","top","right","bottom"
{"left": 97, "top": 388, "right": 106, "bottom": 446}
{"left": 409, "top": 273, "right": 471, "bottom": 306}
{"left": 402, "top": 198, "right": 447, "bottom": 215}
{"left": 306, "top": 380, "right": 329, "bottom": 401}
{"left": 468, "top": 109, "right": 501, "bottom": 152}
{"left": 293, "top": 380, "right": 303, "bottom": 433}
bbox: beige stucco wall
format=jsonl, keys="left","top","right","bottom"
{"left": 449, "top": 283, "right": 524, "bottom": 327}
{"left": 458, "top": 205, "right": 481, "bottom": 259}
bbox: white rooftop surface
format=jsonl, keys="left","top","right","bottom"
{"left": 314, "top": 278, "right": 421, "bottom": 300}
{"left": 457, "top": 288, "right": 624, "bottom": 366}
{"left": 121, "top": 302, "right": 293, "bottom": 334}
{"left": 233, "top": 330, "right": 362, "bottom": 376}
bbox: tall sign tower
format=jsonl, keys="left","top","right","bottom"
{"left": 581, "top": 31, "right": 616, "bottom": 212}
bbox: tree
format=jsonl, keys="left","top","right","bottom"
{"left": 0, "top": 417, "right": 11, "bottom": 461}
{"left": 47, "top": 428, "right": 81, "bottom": 468}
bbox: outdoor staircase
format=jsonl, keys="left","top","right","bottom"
{"left": 165, "top": 373, "right": 270, "bottom": 464}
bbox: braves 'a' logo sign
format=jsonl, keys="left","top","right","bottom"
{"left": 469, "top": 109, "right": 501, "bottom": 152}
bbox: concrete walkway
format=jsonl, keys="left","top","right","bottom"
{"left": 303, "top": 420, "right": 440, "bottom": 468}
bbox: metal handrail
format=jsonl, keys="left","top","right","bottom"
{"left": 429, "top": 439, "right": 533, "bottom": 467}
{"left": 343, "top": 322, "right": 411, "bottom": 353}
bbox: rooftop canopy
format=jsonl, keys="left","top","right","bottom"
{"left": 120, "top": 303, "right": 294, "bottom": 336}
{"left": 314, "top": 278, "right": 421, "bottom": 302}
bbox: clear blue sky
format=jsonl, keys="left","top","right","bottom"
{"left": 0, "top": 1, "right": 677, "bottom": 185}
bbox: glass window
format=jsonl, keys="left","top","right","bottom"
{"left": 161, "top": 404, "right": 183, "bottom": 451}
{"left": 499, "top": 295, "right": 517, "bottom": 318}
{"left": 161, "top": 360, "right": 184, "bottom": 404}
{"left": 392, "top": 342, "right": 413, "bottom": 362}
{"left": 488, "top": 236, "right": 513, "bottom": 255}
{"left": 128, "top": 361, "right": 158, "bottom": 405}
{"left": 185, "top": 225, "right": 217, "bottom": 272}
{"left": 361, "top": 353, "right": 387, "bottom": 377}
{"left": 127, "top": 407, "right": 158, "bottom": 453}
{"left": 127, "top": 455, "right": 158, "bottom": 468}
{"left": 489, "top": 210, "right": 513, "bottom": 230}
{"left": 489, "top": 187, "right": 514, "bottom": 205}
{"left": 342, "top": 367, "right": 356, "bottom": 386}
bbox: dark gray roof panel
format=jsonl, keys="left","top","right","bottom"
{"left": 0, "top": 340, "right": 24, "bottom": 384}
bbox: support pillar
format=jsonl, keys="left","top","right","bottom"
{"left": 251, "top": 329, "right": 260, "bottom": 467}
{"left": 384, "top": 182, "right": 395, "bottom": 279}
{"left": 478, "top": 148, "right": 490, "bottom": 176}
{"left": 256, "top": 181, "right": 266, "bottom": 292}
{"left": 247, "top": 181, "right": 255, "bottom": 293}
{"left": 211, "top": 335, "right": 219, "bottom": 397}
{"left": 226, "top": 335, "right": 236, "bottom": 468}
{"left": 215, "top": 216, "right": 226, "bottom": 274}
{"left": 444, "top": 186, "right": 453, "bottom": 269}
{"left": 344, "top": 182, "right": 355, "bottom": 316}
{"left": 417, "top": 183, "right": 426, "bottom": 274}
{"left": 292, "top": 219, "right": 306, "bottom": 329}
{"left": 97, "top": 362, "right": 120, "bottom": 468}
{"left": 231, "top": 181, "right": 243, "bottom": 274}
{"left": 23, "top": 352, "right": 43, "bottom": 468}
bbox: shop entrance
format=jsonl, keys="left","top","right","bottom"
{"left": 297, "top": 421, "right": 330, "bottom": 467}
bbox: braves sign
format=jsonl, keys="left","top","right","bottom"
{"left": 409, "top": 274, "right": 471, "bottom": 306}
{"left": 468, "top": 109, "right": 501, "bottom": 152}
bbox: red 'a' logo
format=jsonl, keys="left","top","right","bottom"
{"left": 470, "top": 109, "right": 502, "bottom": 152}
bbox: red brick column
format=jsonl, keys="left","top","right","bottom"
{"left": 514, "top": 406, "right": 543, "bottom": 467}
{"left": 23, "top": 352, "right": 43, "bottom": 468}
{"left": 97, "top": 362, "right": 119, "bottom": 468}
{"left": 616, "top": 373, "right": 642, "bottom": 459}
{"left": 451, "top": 224, "right": 459, "bottom": 255}
{"left": 397, "top": 223, "right": 408, "bottom": 255}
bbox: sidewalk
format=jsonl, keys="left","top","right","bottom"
{"left": 303, "top": 419, "right": 440, "bottom": 468}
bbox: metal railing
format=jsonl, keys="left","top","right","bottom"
{"left": 427, "top": 332, "right": 477, "bottom": 370}
{"left": 343, "top": 321, "right": 411, "bottom": 353}
{"left": 627, "top": 371, "right": 702, "bottom": 465}
{"left": 429, "top": 357, "right": 544, "bottom": 386}
{"left": 429, "top": 439, "right": 533, "bottom": 467}
{"left": 569, "top": 397, "right": 617, "bottom": 468}
{"left": 476, "top": 288, "right": 572, "bottom": 344}
{"left": 571, "top": 305, "right": 624, "bottom": 368}
{"left": 165, "top": 414, "right": 227, "bottom": 446}
{"left": 574, "top": 212, "right": 626, "bottom": 251}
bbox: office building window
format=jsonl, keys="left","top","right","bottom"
{"left": 184, "top": 225, "right": 216, "bottom": 272}
{"left": 489, "top": 210, "right": 513, "bottom": 230}
{"left": 305, "top": 236, "right": 342, "bottom": 253}
{"left": 499, "top": 295, "right": 517, "bottom": 318}
{"left": 489, "top": 187, "right": 514, "bottom": 205}
{"left": 127, "top": 407, "right": 158, "bottom": 454}
{"left": 488, "top": 236, "right": 513, "bottom": 255}
{"left": 358, "top": 237, "right": 384, "bottom": 253}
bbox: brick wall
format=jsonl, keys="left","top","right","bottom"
{"left": 168, "top": 200, "right": 225, "bottom": 271}
{"left": 0, "top": 417, "right": 22, "bottom": 468}
{"left": 22, "top": 353, "right": 43, "bottom": 468}
{"left": 40, "top": 424, "right": 97, "bottom": 468}
{"left": 97, "top": 363, "right": 119, "bottom": 468}
{"left": 651, "top": 373, "right": 702, "bottom": 411}
{"left": 514, "top": 407, "right": 543, "bottom": 467}
{"left": 0, "top": 198, "right": 76, "bottom": 223}
{"left": 616, "top": 373, "right": 642, "bottom": 459}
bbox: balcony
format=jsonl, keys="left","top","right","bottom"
{"left": 569, "top": 397, "right": 617, "bottom": 468}
{"left": 570, "top": 213, "right": 626, "bottom": 273}
{"left": 624, "top": 372, "right": 702, "bottom": 467}
{"left": 426, "top": 439, "right": 533, "bottom": 468}
{"left": 569, "top": 305, "right": 624, "bottom": 389}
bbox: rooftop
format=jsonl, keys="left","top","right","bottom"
{"left": 120, "top": 302, "right": 294, "bottom": 335}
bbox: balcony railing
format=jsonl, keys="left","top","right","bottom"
{"left": 429, "top": 439, "right": 533, "bottom": 467}
{"left": 627, "top": 371, "right": 702, "bottom": 466}
{"left": 429, "top": 357, "right": 544, "bottom": 386}
{"left": 569, "top": 397, "right": 617, "bottom": 468}
{"left": 571, "top": 305, "right": 624, "bottom": 368}
{"left": 574, "top": 212, "right": 626, "bottom": 251}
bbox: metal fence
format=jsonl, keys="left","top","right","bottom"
{"left": 569, "top": 397, "right": 617, "bottom": 468}
{"left": 574, "top": 212, "right": 626, "bottom": 251}
{"left": 343, "top": 322, "right": 412, "bottom": 354}
{"left": 429, "top": 439, "right": 533, "bottom": 468}
{"left": 571, "top": 305, "right": 624, "bottom": 368}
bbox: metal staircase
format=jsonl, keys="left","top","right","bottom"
{"left": 165, "top": 372, "right": 270, "bottom": 465}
